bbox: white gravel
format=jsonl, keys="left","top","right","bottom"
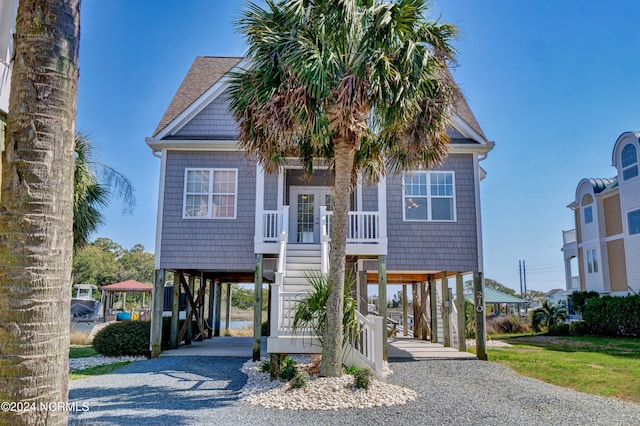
{"left": 239, "top": 356, "right": 416, "bottom": 410}
{"left": 69, "top": 355, "right": 147, "bottom": 371}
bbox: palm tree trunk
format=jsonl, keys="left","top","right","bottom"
{"left": 0, "top": 1, "right": 80, "bottom": 425}
{"left": 320, "top": 139, "right": 355, "bottom": 377}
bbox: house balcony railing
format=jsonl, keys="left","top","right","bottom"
{"left": 255, "top": 207, "right": 387, "bottom": 257}
{"left": 563, "top": 229, "right": 576, "bottom": 245}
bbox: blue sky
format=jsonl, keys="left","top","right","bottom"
{"left": 77, "top": 1, "right": 640, "bottom": 294}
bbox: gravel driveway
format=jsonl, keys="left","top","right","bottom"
{"left": 69, "top": 356, "right": 640, "bottom": 425}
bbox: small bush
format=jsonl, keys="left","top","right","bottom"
{"left": 289, "top": 372, "right": 308, "bottom": 389}
{"left": 547, "top": 323, "right": 570, "bottom": 336}
{"left": 569, "top": 321, "right": 591, "bottom": 336}
{"left": 259, "top": 360, "right": 271, "bottom": 373}
{"left": 345, "top": 365, "right": 359, "bottom": 375}
{"left": 93, "top": 321, "right": 150, "bottom": 356}
{"left": 354, "top": 368, "right": 374, "bottom": 390}
{"left": 278, "top": 357, "right": 298, "bottom": 381}
{"left": 486, "top": 316, "right": 531, "bottom": 335}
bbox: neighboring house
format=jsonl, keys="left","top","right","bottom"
{"left": 562, "top": 131, "right": 640, "bottom": 296}
{"left": 146, "top": 56, "right": 494, "bottom": 359}
{"left": 0, "top": 0, "right": 19, "bottom": 192}
{"left": 545, "top": 288, "right": 567, "bottom": 306}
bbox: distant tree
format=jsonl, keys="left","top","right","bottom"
{"left": 465, "top": 278, "right": 516, "bottom": 296}
{"left": 73, "top": 132, "right": 135, "bottom": 251}
{"left": 72, "top": 238, "right": 154, "bottom": 286}
{"left": 230, "top": 286, "right": 267, "bottom": 311}
{"left": 388, "top": 290, "right": 403, "bottom": 309}
{"left": 531, "top": 300, "right": 567, "bottom": 331}
{"left": 526, "top": 289, "right": 546, "bottom": 299}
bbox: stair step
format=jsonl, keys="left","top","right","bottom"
{"left": 286, "top": 256, "right": 322, "bottom": 264}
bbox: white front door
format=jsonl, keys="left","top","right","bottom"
{"left": 289, "top": 186, "right": 332, "bottom": 244}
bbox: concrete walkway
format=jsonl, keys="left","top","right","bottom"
{"left": 161, "top": 336, "right": 267, "bottom": 358}
{"left": 160, "top": 335, "right": 475, "bottom": 360}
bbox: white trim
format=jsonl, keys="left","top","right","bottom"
{"left": 153, "top": 150, "right": 167, "bottom": 269}
{"left": 450, "top": 112, "right": 488, "bottom": 144}
{"left": 626, "top": 208, "right": 640, "bottom": 237}
{"left": 356, "top": 173, "right": 363, "bottom": 211}
{"left": 473, "top": 154, "right": 484, "bottom": 274}
{"left": 182, "top": 168, "right": 239, "bottom": 219}
{"left": 579, "top": 234, "right": 624, "bottom": 246}
{"left": 145, "top": 138, "right": 241, "bottom": 153}
{"left": 155, "top": 57, "right": 251, "bottom": 140}
{"left": 255, "top": 164, "right": 265, "bottom": 244}
{"left": 447, "top": 141, "right": 495, "bottom": 155}
{"left": 377, "top": 174, "right": 387, "bottom": 241}
{"left": 277, "top": 166, "right": 285, "bottom": 209}
{"left": 401, "top": 171, "right": 456, "bottom": 222}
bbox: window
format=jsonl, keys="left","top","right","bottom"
{"left": 403, "top": 171, "right": 455, "bottom": 221}
{"left": 621, "top": 144, "right": 638, "bottom": 181}
{"left": 183, "top": 168, "right": 237, "bottom": 219}
{"left": 586, "top": 249, "right": 598, "bottom": 274}
{"left": 628, "top": 209, "right": 640, "bottom": 235}
{"left": 584, "top": 206, "right": 593, "bottom": 224}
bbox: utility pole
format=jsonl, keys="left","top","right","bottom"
{"left": 519, "top": 260, "right": 523, "bottom": 295}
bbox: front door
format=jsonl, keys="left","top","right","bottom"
{"left": 289, "top": 186, "right": 332, "bottom": 244}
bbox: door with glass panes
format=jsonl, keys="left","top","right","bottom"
{"left": 289, "top": 186, "right": 333, "bottom": 244}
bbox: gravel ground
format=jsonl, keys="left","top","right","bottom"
{"left": 69, "top": 356, "right": 640, "bottom": 426}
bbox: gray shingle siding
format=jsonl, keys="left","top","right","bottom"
{"left": 159, "top": 150, "right": 256, "bottom": 271}
{"left": 175, "top": 92, "right": 237, "bottom": 138}
{"left": 361, "top": 184, "right": 378, "bottom": 211}
{"left": 385, "top": 154, "right": 478, "bottom": 272}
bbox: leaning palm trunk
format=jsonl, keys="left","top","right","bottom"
{"left": 0, "top": 1, "right": 81, "bottom": 425}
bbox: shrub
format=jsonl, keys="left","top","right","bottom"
{"left": 569, "top": 321, "right": 591, "bottom": 336}
{"left": 353, "top": 368, "right": 374, "bottom": 390}
{"left": 344, "top": 365, "right": 359, "bottom": 375}
{"left": 569, "top": 290, "right": 600, "bottom": 314}
{"left": 278, "top": 357, "right": 298, "bottom": 381}
{"left": 486, "top": 315, "right": 531, "bottom": 335}
{"left": 289, "top": 372, "right": 308, "bottom": 389}
{"left": 259, "top": 360, "right": 271, "bottom": 373}
{"left": 547, "top": 323, "right": 570, "bottom": 336}
{"left": 583, "top": 295, "right": 640, "bottom": 337}
{"left": 93, "top": 321, "right": 150, "bottom": 356}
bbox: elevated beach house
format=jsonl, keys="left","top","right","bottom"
{"left": 562, "top": 132, "right": 640, "bottom": 296}
{"left": 146, "top": 57, "right": 494, "bottom": 366}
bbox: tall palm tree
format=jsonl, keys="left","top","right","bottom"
{"left": 73, "top": 131, "right": 135, "bottom": 251}
{"left": 229, "top": 0, "right": 457, "bottom": 376}
{"left": 0, "top": 1, "right": 81, "bottom": 425}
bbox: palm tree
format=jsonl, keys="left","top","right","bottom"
{"left": 73, "top": 131, "right": 135, "bottom": 251}
{"left": 532, "top": 300, "right": 568, "bottom": 331}
{"left": 0, "top": 1, "right": 81, "bottom": 424}
{"left": 228, "top": 0, "right": 457, "bottom": 376}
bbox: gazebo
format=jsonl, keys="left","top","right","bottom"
{"left": 481, "top": 288, "right": 527, "bottom": 316}
{"left": 101, "top": 280, "right": 153, "bottom": 322}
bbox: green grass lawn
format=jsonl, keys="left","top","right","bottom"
{"left": 483, "top": 335, "right": 640, "bottom": 405}
{"left": 69, "top": 345, "right": 98, "bottom": 359}
{"left": 69, "top": 362, "right": 131, "bottom": 381}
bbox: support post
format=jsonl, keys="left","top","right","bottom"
{"left": 253, "top": 254, "right": 264, "bottom": 361}
{"left": 428, "top": 276, "right": 437, "bottom": 343}
{"left": 378, "top": 255, "right": 388, "bottom": 361}
{"left": 170, "top": 271, "right": 180, "bottom": 349}
{"left": 358, "top": 269, "right": 368, "bottom": 315}
{"left": 150, "top": 269, "right": 165, "bottom": 358}
{"left": 208, "top": 278, "right": 215, "bottom": 338}
{"left": 412, "top": 283, "right": 419, "bottom": 337}
{"left": 196, "top": 274, "right": 205, "bottom": 341}
{"left": 185, "top": 275, "right": 194, "bottom": 345}
{"left": 225, "top": 283, "right": 232, "bottom": 334}
{"left": 474, "top": 271, "right": 488, "bottom": 360}
{"left": 420, "top": 281, "right": 427, "bottom": 340}
{"left": 214, "top": 282, "right": 222, "bottom": 336}
{"left": 441, "top": 272, "right": 451, "bottom": 347}
{"left": 456, "top": 272, "right": 466, "bottom": 352}
{"left": 402, "top": 284, "right": 408, "bottom": 336}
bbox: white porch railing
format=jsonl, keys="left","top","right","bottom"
{"left": 324, "top": 210, "right": 382, "bottom": 243}
{"left": 345, "top": 311, "right": 383, "bottom": 374}
{"left": 269, "top": 284, "right": 307, "bottom": 337}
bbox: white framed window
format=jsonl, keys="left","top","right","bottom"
{"left": 584, "top": 206, "right": 593, "bottom": 224}
{"left": 621, "top": 144, "right": 638, "bottom": 181}
{"left": 183, "top": 168, "right": 238, "bottom": 219}
{"left": 586, "top": 248, "right": 598, "bottom": 274}
{"left": 628, "top": 209, "right": 640, "bottom": 235}
{"left": 403, "top": 171, "right": 456, "bottom": 222}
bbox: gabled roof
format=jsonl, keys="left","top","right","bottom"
{"left": 152, "top": 56, "right": 488, "bottom": 143}
{"left": 153, "top": 56, "right": 242, "bottom": 137}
